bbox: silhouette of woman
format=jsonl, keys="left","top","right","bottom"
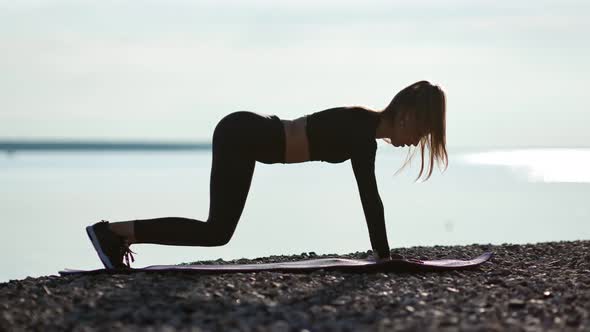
{"left": 86, "top": 80, "right": 448, "bottom": 269}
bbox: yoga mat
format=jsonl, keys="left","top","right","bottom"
{"left": 59, "top": 252, "right": 493, "bottom": 275}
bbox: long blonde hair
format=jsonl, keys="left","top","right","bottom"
{"left": 380, "top": 80, "right": 448, "bottom": 182}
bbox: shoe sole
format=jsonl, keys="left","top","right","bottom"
{"left": 86, "top": 225, "right": 115, "bottom": 269}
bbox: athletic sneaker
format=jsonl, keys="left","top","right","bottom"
{"left": 86, "top": 220, "right": 135, "bottom": 269}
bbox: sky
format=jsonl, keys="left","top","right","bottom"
{"left": 1, "top": 0, "right": 589, "bottom": 148}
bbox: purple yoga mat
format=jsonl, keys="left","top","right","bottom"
{"left": 59, "top": 252, "right": 494, "bottom": 275}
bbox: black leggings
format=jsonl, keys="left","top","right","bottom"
{"left": 133, "top": 111, "right": 285, "bottom": 245}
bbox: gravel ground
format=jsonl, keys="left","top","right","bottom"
{"left": 1, "top": 240, "right": 589, "bottom": 332}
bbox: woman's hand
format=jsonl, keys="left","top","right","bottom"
{"left": 371, "top": 252, "right": 392, "bottom": 263}
{"left": 371, "top": 251, "right": 424, "bottom": 263}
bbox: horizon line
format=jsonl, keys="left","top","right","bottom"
{"left": 1, "top": 139, "right": 589, "bottom": 152}
{"left": 0, "top": 140, "right": 210, "bottom": 152}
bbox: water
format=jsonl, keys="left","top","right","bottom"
{"left": 1, "top": 147, "right": 589, "bottom": 282}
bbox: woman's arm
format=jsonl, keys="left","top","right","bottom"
{"left": 350, "top": 140, "right": 391, "bottom": 260}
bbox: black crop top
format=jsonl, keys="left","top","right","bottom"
{"left": 305, "top": 107, "right": 390, "bottom": 259}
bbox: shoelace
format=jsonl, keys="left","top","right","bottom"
{"left": 121, "top": 239, "right": 136, "bottom": 268}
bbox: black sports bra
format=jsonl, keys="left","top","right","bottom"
{"left": 305, "top": 107, "right": 380, "bottom": 163}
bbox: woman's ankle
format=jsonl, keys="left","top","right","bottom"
{"left": 108, "top": 220, "right": 137, "bottom": 244}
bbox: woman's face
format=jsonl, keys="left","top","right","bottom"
{"left": 391, "top": 110, "right": 424, "bottom": 147}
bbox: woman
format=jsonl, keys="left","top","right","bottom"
{"left": 86, "top": 80, "right": 448, "bottom": 269}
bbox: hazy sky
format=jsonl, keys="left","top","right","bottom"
{"left": 1, "top": 0, "right": 588, "bottom": 147}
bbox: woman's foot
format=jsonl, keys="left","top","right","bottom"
{"left": 86, "top": 220, "right": 135, "bottom": 269}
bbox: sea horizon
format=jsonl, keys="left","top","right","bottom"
{"left": 2, "top": 139, "right": 590, "bottom": 152}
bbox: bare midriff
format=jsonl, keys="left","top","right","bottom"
{"left": 281, "top": 116, "right": 310, "bottom": 164}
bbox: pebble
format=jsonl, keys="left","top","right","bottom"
{"left": 508, "top": 299, "right": 527, "bottom": 309}
{"left": 1, "top": 240, "right": 589, "bottom": 331}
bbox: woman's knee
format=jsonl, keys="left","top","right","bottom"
{"left": 205, "top": 218, "right": 236, "bottom": 246}
{"left": 210, "top": 229, "right": 234, "bottom": 246}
